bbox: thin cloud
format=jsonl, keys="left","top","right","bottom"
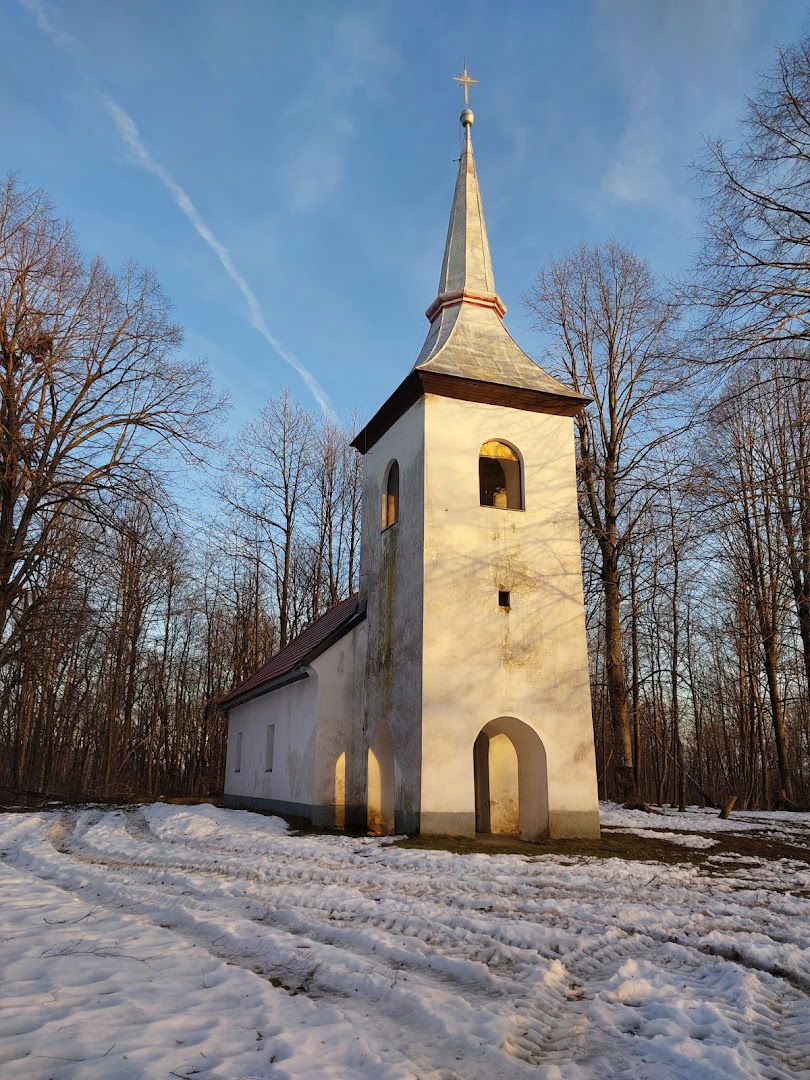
{"left": 281, "top": 9, "right": 395, "bottom": 214}
{"left": 102, "top": 100, "right": 336, "bottom": 419}
{"left": 19, "top": 0, "right": 79, "bottom": 54}
{"left": 19, "top": 0, "right": 336, "bottom": 420}
{"left": 595, "top": 0, "right": 755, "bottom": 219}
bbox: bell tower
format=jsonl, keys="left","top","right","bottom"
{"left": 352, "top": 75, "right": 600, "bottom": 840}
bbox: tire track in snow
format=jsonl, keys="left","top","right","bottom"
{"left": 49, "top": 819, "right": 535, "bottom": 1011}
{"left": 55, "top": 812, "right": 810, "bottom": 1049}
{"left": 512, "top": 899, "right": 810, "bottom": 1076}
{"left": 49, "top": 819, "right": 587, "bottom": 1001}
{"left": 6, "top": 805, "right": 810, "bottom": 1079}
{"left": 509, "top": 928, "right": 810, "bottom": 1076}
{"left": 15, "top": 813, "right": 533, "bottom": 1078}
{"left": 22, "top": 815, "right": 635, "bottom": 1074}
{"left": 63, "top": 810, "right": 810, "bottom": 996}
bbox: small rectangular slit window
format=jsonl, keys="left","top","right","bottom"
{"left": 499, "top": 590, "right": 511, "bottom": 608}
{"left": 265, "top": 724, "right": 275, "bottom": 772}
{"left": 234, "top": 731, "right": 242, "bottom": 773}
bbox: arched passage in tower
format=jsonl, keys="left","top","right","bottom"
{"left": 333, "top": 751, "right": 346, "bottom": 830}
{"left": 367, "top": 719, "right": 395, "bottom": 835}
{"left": 473, "top": 717, "right": 549, "bottom": 841}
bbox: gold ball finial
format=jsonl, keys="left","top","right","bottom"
{"left": 460, "top": 107, "right": 474, "bottom": 127}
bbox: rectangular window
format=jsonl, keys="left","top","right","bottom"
{"left": 234, "top": 731, "right": 242, "bottom": 773}
{"left": 499, "top": 590, "right": 511, "bottom": 608}
{"left": 265, "top": 724, "right": 275, "bottom": 772}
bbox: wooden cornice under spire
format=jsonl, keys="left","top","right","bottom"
{"left": 350, "top": 369, "right": 588, "bottom": 456}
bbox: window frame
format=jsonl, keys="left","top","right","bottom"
{"left": 265, "top": 723, "right": 275, "bottom": 773}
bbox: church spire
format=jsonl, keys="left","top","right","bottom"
{"left": 426, "top": 69, "right": 505, "bottom": 323}
{"left": 353, "top": 72, "right": 589, "bottom": 454}
{"left": 410, "top": 75, "right": 586, "bottom": 415}
{"left": 427, "top": 107, "right": 506, "bottom": 322}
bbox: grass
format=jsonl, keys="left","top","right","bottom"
{"left": 396, "top": 824, "right": 810, "bottom": 872}
{"left": 396, "top": 830, "right": 694, "bottom": 863}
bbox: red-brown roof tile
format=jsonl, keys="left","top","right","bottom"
{"left": 219, "top": 594, "right": 363, "bottom": 709}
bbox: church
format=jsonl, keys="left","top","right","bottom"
{"left": 221, "top": 77, "right": 600, "bottom": 841}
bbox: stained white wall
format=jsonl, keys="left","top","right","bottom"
{"left": 419, "top": 393, "right": 600, "bottom": 839}
{"left": 224, "top": 674, "right": 318, "bottom": 810}
{"left": 359, "top": 399, "right": 425, "bottom": 834}
{"left": 311, "top": 620, "right": 367, "bottom": 826}
{"left": 226, "top": 388, "right": 599, "bottom": 839}
{"left": 224, "top": 621, "right": 367, "bottom": 821}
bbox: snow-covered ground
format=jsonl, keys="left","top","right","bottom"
{"left": 1, "top": 803, "right": 809, "bottom": 1079}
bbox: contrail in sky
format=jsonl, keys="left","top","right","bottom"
{"left": 19, "top": 0, "right": 338, "bottom": 421}
{"left": 101, "top": 100, "right": 338, "bottom": 420}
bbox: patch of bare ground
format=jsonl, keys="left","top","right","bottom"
{"left": 397, "top": 824, "right": 810, "bottom": 879}
{"left": 0, "top": 792, "right": 223, "bottom": 813}
{"left": 713, "top": 831, "right": 809, "bottom": 863}
{"left": 396, "top": 830, "right": 693, "bottom": 863}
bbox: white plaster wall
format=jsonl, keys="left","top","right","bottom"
{"left": 419, "top": 394, "right": 600, "bottom": 839}
{"left": 224, "top": 674, "right": 318, "bottom": 809}
{"left": 311, "top": 620, "right": 367, "bottom": 825}
{"left": 358, "top": 399, "right": 425, "bottom": 833}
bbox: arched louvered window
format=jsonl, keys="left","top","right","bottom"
{"left": 479, "top": 440, "right": 523, "bottom": 510}
{"left": 382, "top": 461, "right": 399, "bottom": 529}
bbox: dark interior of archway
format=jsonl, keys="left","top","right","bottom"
{"left": 473, "top": 732, "right": 490, "bottom": 834}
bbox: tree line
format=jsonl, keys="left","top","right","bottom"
{"left": 0, "top": 178, "right": 361, "bottom": 799}
{"left": 1, "top": 38, "right": 809, "bottom": 808}
{"left": 525, "top": 41, "right": 810, "bottom": 809}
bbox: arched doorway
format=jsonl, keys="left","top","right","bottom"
{"left": 334, "top": 752, "right": 346, "bottom": 829}
{"left": 367, "top": 719, "right": 395, "bottom": 835}
{"left": 473, "top": 717, "right": 549, "bottom": 841}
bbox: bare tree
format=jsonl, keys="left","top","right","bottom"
{"left": 0, "top": 175, "right": 222, "bottom": 670}
{"left": 703, "top": 363, "right": 805, "bottom": 803}
{"left": 763, "top": 360, "right": 810, "bottom": 697}
{"left": 306, "top": 416, "right": 363, "bottom": 613}
{"left": 698, "top": 38, "right": 810, "bottom": 373}
{"left": 526, "top": 242, "right": 686, "bottom": 805}
{"left": 223, "top": 391, "right": 315, "bottom": 647}
{"left": 0, "top": 182, "right": 376, "bottom": 806}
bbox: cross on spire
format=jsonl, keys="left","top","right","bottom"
{"left": 453, "top": 65, "right": 478, "bottom": 106}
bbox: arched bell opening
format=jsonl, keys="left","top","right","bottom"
{"left": 367, "top": 719, "right": 395, "bottom": 835}
{"left": 479, "top": 440, "right": 524, "bottom": 510}
{"left": 473, "top": 717, "right": 549, "bottom": 841}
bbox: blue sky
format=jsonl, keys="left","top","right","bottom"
{"left": 5, "top": 0, "right": 809, "bottom": 431}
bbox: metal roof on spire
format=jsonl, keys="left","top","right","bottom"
{"left": 430, "top": 99, "right": 501, "bottom": 317}
{"left": 427, "top": 66, "right": 501, "bottom": 319}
